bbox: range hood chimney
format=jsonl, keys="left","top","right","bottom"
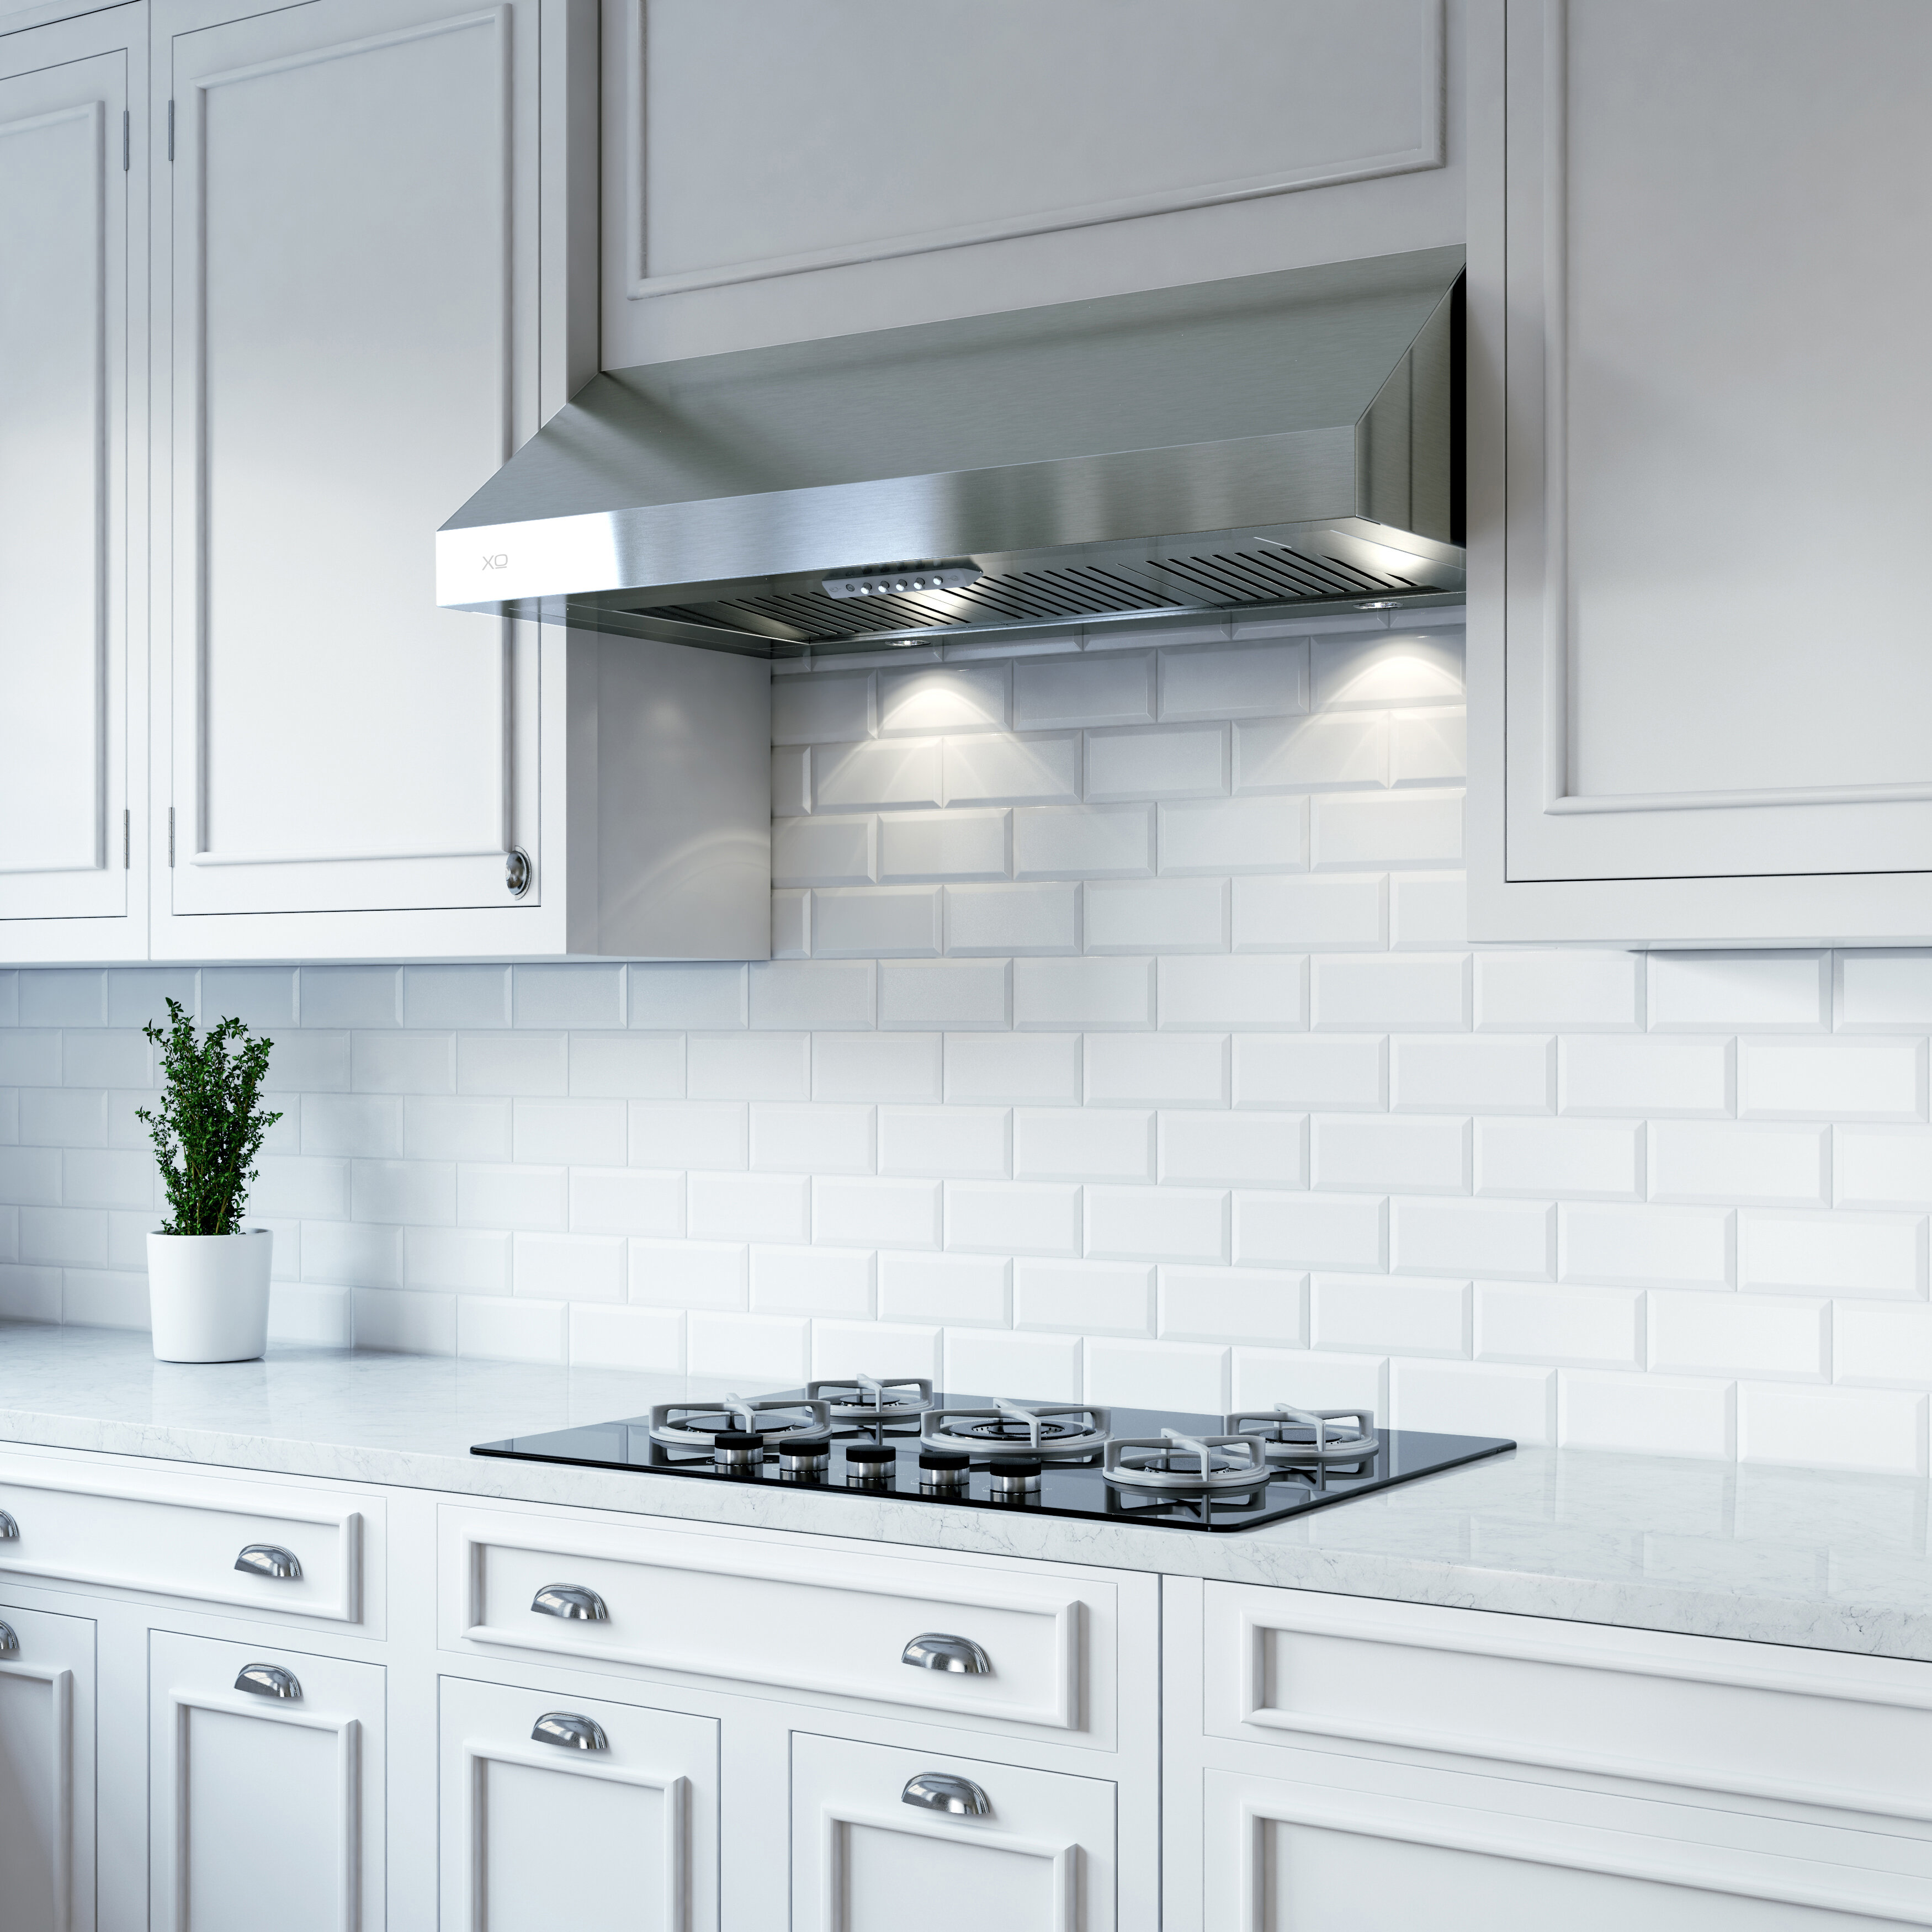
{"left": 437, "top": 246, "right": 1464, "bottom": 659}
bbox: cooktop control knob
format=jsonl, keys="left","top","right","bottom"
{"left": 989, "top": 1456, "right": 1044, "bottom": 1498}
{"left": 712, "top": 1429, "right": 765, "bottom": 1473}
{"left": 918, "top": 1450, "right": 972, "bottom": 1494}
{"left": 845, "top": 1442, "right": 896, "bottom": 1487}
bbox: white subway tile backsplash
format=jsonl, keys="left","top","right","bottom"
{"left": 1158, "top": 639, "right": 1307, "bottom": 720}
{"left": 1233, "top": 875, "right": 1384, "bottom": 951}
{"left": 1739, "top": 1209, "right": 1924, "bottom": 1297}
{"left": 1475, "top": 1118, "right": 1643, "bottom": 1200}
{"left": 879, "top": 1251, "right": 1009, "bottom": 1326}
{"left": 1014, "top": 1108, "right": 1154, "bottom": 1183}
{"left": 1314, "top": 1117, "right": 1469, "bottom": 1195}
{"left": 812, "top": 889, "right": 940, "bottom": 959}
{"left": 1084, "top": 1032, "right": 1228, "bottom": 1107}
{"left": 773, "top": 815, "right": 877, "bottom": 887}
{"left": 878, "top": 810, "right": 1007, "bottom": 882}
{"left": 1739, "top": 1037, "right": 1924, "bottom": 1121}
{"left": 945, "top": 1180, "right": 1082, "bottom": 1257}
{"left": 1235, "top": 1035, "right": 1385, "bottom": 1111}
{"left": 1648, "top": 952, "right": 1828, "bottom": 1033}
{"left": 1393, "top": 1036, "right": 1553, "bottom": 1114}
{"left": 1650, "top": 1122, "right": 1828, "bottom": 1206}
{"left": 1559, "top": 1372, "right": 1735, "bottom": 1459}
{"left": 1561, "top": 1203, "right": 1733, "bottom": 1289}
{"left": 1085, "top": 724, "right": 1227, "bottom": 803}
{"left": 1311, "top": 954, "right": 1469, "bottom": 1032}
{"left": 1013, "top": 957, "right": 1154, "bottom": 1030}
{"left": 942, "top": 732, "right": 1080, "bottom": 806}
{"left": 1012, "top": 652, "right": 1153, "bottom": 730}
{"left": 1160, "top": 1266, "right": 1305, "bottom": 1346}
{"left": 878, "top": 1106, "right": 1010, "bottom": 1179}
{"left": 1235, "top": 713, "right": 1384, "bottom": 793}
{"left": 879, "top": 662, "right": 1007, "bottom": 736}
{"left": 7, "top": 628, "right": 1925, "bottom": 1458}
{"left": 1014, "top": 1259, "right": 1155, "bottom": 1335}
{"left": 1013, "top": 804, "right": 1153, "bottom": 879}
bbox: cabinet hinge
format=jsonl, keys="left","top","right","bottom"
{"left": 166, "top": 99, "right": 173, "bottom": 162}
{"left": 167, "top": 807, "right": 174, "bottom": 867}
{"left": 121, "top": 109, "right": 129, "bottom": 172}
{"left": 123, "top": 808, "right": 130, "bottom": 868}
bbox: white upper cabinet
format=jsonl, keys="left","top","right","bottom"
{"left": 602, "top": 0, "right": 1468, "bottom": 364}
{"left": 0, "top": 4, "right": 146, "bottom": 959}
{"left": 147, "top": 0, "right": 768, "bottom": 962}
{"left": 1468, "top": 0, "right": 1932, "bottom": 945}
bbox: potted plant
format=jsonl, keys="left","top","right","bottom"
{"left": 136, "top": 999, "right": 284, "bottom": 1363}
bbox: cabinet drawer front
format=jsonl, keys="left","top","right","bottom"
{"left": 792, "top": 1733, "right": 1116, "bottom": 1932}
{"left": 0, "top": 1453, "right": 369, "bottom": 1627}
{"left": 440, "top": 1674, "right": 719, "bottom": 1932}
{"left": 440, "top": 1507, "right": 1109, "bottom": 1744}
{"left": 1203, "top": 1583, "right": 1932, "bottom": 1820}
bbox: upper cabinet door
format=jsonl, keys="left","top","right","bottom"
{"left": 153, "top": 0, "right": 558, "bottom": 943}
{"left": 1468, "top": 0, "right": 1932, "bottom": 945}
{"left": 0, "top": 6, "right": 145, "bottom": 961}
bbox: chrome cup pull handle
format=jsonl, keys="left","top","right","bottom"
{"left": 532, "top": 1711, "right": 608, "bottom": 1751}
{"left": 235, "top": 1543, "right": 301, "bottom": 1581}
{"left": 902, "top": 1632, "right": 990, "bottom": 1675}
{"left": 531, "top": 1583, "right": 609, "bottom": 1622}
{"left": 902, "top": 1772, "right": 991, "bottom": 1817}
{"left": 235, "top": 1663, "right": 301, "bottom": 1701}
{"left": 0, "top": 1509, "right": 18, "bottom": 1541}
{"left": 0, "top": 1620, "right": 18, "bottom": 1657}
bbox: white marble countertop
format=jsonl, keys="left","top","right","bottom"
{"left": 2, "top": 1322, "right": 1926, "bottom": 1662}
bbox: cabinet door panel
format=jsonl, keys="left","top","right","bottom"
{"left": 0, "top": 1601, "right": 95, "bottom": 1932}
{"left": 148, "top": 1629, "right": 384, "bottom": 1932}
{"left": 439, "top": 1674, "right": 719, "bottom": 1931}
{"left": 791, "top": 1733, "right": 1114, "bottom": 1932}
{"left": 0, "top": 24, "right": 137, "bottom": 939}
{"left": 162, "top": 0, "right": 540, "bottom": 919}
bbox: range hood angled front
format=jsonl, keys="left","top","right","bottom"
{"left": 436, "top": 246, "right": 1465, "bottom": 660}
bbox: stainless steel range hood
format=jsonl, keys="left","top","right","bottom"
{"left": 437, "top": 246, "right": 1464, "bottom": 659}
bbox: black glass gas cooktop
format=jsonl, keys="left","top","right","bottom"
{"left": 472, "top": 1389, "right": 1514, "bottom": 1533}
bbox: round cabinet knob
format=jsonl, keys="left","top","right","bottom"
{"left": 530, "top": 1583, "right": 609, "bottom": 1622}
{"left": 505, "top": 848, "right": 532, "bottom": 896}
{"left": 532, "top": 1711, "right": 608, "bottom": 1752}
{"left": 234, "top": 1544, "right": 301, "bottom": 1580}
{"left": 235, "top": 1662, "right": 302, "bottom": 1701}
{"left": 901, "top": 1632, "right": 991, "bottom": 1675}
{"left": 902, "top": 1772, "right": 991, "bottom": 1817}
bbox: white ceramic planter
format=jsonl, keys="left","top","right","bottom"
{"left": 146, "top": 1229, "right": 273, "bottom": 1363}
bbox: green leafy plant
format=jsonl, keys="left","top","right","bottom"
{"left": 135, "top": 999, "right": 283, "bottom": 1237}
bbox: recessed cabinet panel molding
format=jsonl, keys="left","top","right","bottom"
{"left": 147, "top": 1631, "right": 384, "bottom": 1932}
{"left": 613, "top": 0, "right": 1443, "bottom": 299}
{"left": 0, "top": 8, "right": 147, "bottom": 959}
{"left": 790, "top": 1733, "right": 1119, "bottom": 1932}
{"left": 438, "top": 1503, "right": 1123, "bottom": 1746}
{"left": 439, "top": 1674, "right": 719, "bottom": 1932}
{"left": 1200, "top": 1765, "right": 1932, "bottom": 1929}
{"left": 0, "top": 1601, "right": 96, "bottom": 1932}
{"left": 1467, "top": 0, "right": 1932, "bottom": 944}
{"left": 1201, "top": 1583, "right": 1932, "bottom": 1822}
{"left": 0, "top": 1451, "right": 378, "bottom": 1630}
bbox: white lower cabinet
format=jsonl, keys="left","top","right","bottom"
{"left": 0, "top": 1600, "right": 95, "bottom": 1932}
{"left": 790, "top": 1732, "right": 1116, "bottom": 1932}
{"left": 438, "top": 1673, "right": 719, "bottom": 1931}
{"left": 147, "top": 1629, "right": 385, "bottom": 1932}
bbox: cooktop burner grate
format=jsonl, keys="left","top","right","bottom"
{"left": 476, "top": 1391, "right": 1512, "bottom": 1534}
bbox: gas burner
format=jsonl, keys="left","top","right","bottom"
{"left": 1103, "top": 1428, "right": 1271, "bottom": 1491}
{"left": 921, "top": 1398, "right": 1111, "bottom": 1461}
{"left": 806, "top": 1374, "right": 934, "bottom": 1424}
{"left": 1226, "top": 1404, "right": 1379, "bottom": 1464}
{"left": 648, "top": 1392, "right": 833, "bottom": 1450}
